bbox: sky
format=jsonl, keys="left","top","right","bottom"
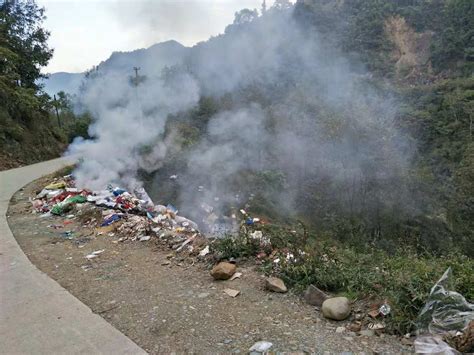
{"left": 38, "top": 0, "right": 285, "bottom": 74}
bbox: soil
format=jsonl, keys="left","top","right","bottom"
{"left": 7, "top": 175, "right": 412, "bottom": 354}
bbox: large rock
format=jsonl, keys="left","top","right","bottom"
{"left": 304, "top": 285, "right": 328, "bottom": 307}
{"left": 265, "top": 277, "right": 287, "bottom": 293}
{"left": 321, "top": 297, "right": 351, "bottom": 321}
{"left": 210, "top": 262, "right": 236, "bottom": 280}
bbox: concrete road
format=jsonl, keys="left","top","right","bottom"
{"left": 0, "top": 158, "right": 147, "bottom": 354}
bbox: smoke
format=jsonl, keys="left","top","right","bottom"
{"left": 67, "top": 70, "right": 199, "bottom": 190}
{"left": 68, "top": 3, "right": 414, "bottom": 228}
{"left": 173, "top": 8, "right": 413, "bottom": 223}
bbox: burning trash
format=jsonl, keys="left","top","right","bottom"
{"left": 31, "top": 174, "right": 205, "bottom": 254}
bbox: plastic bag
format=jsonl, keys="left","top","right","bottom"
{"left": 417, "top": 267, "right": 474, "bottom": 335}
{"left": 414, "top": 335, "right": 460, "bottom": 355}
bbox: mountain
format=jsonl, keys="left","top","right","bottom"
{"left": 42, "top": 40, "right": 189, "bottom": 96}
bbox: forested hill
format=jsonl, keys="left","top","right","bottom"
{"left": 295, "top": 0, "right": 473, "bottom": 78}
{"left": 290, "top": 0, "right": 473, "bottom": 253}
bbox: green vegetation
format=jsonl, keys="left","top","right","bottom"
{"left": 213, "top": 223, "right": 474, "bottom": 334}
{"left": 0, "top": 0, "right": 90, "bottom": 169}
{"left": 197, "top": 0, "right": 474, "bottom": 335}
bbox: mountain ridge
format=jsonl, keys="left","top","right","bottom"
{"left": 43, "top": 40, "right": 189, "bottom": 96}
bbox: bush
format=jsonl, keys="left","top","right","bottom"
{"left": 213, "top": 222, "right": 474, "bottom": 335}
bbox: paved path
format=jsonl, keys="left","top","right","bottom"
{"left": 0, "top": 158, "right": 147, "bottom": 355}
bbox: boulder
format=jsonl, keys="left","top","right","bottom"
{"left": 265, "top": 277, "right": 287, "bottom": 293}
{"left": 210, "top": 262, "right": 236, "bottom": 280}
{"left": 304, "top": 285, "right": 328, "bottom": 307}
{"left": 321, "top": 297, "right": 351, "bottom": 321}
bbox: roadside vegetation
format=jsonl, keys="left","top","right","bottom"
{"left": 0, "top": 1, "right": 90, "bottom": 169}
{"left": 213, "top": 221, "right": 474, "bottom": 335}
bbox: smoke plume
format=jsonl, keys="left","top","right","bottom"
{"left": 68, "top": 3, "right": 414, "bottom": 229}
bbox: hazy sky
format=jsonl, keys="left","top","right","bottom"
{"left": 38, "top": 0, "right": 284, "bottom": 74}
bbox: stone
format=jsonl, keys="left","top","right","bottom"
{"left": 249, "top": 341, "right": 273, "bottom": 353}
{"left": 304, "top": 285, "right": 328, "bottom": 307}
{"left": 336, "top": 326, "right": 346, "bottom": 333}
{"left": 223, "top": 288, "right": 240, "bottom": 297}
{"left": 265, "top": 277, "right": 287, "bottom": 293}
{"left": 210, "top": 262, "right": 236, "bottom": 280}
{"left": 321, "top": 297, "right": 351, "bottom": 321}
{"left": 359, "top": 330, "right": 375, "bottom": 337}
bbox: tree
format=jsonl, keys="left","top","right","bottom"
{"left": 233, "top": 8, "right": 259, "bottom": 26}
{"left": 271, "top": 0, "right": 292, "bottom": 11}
{"left": 0, "top": 0, "right": 53, "bottom": 90}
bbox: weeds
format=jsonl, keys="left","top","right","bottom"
{"left": 212, "top": 222, "right": 474, "bottom": 335}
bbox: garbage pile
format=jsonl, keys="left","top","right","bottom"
{"left": 31, "top": 174, "right": 204, "bottom": 253}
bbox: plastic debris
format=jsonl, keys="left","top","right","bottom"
{"left": 85, "top": 249, "right": 105, "bottom": 259}
{"left": 101, "top": 214, "right": 121, "bottom": 227}
{"left": 166, "top": 204, "right": 178, "bottom": 214}
{"left": 414, "top": 335, "right": 460, "bottom": 354}
{"left": 223, "top": 288, "right": 240, "bottom": 297}
{"left": 47, "top": 224, "right": 63, "bottom": 229}
{"left": 45, "top": 181, "right": 67, "bottom": 190}
{"left": 169, "top": 175, "right": 178, "bottom": 180}
{"left": 249, "top": 341, "right": 273, "bottom": 353}
{"left": 199, "top": 245, "right": 210, "bottom": 257}
{"left": 379, "top": 303, "right": 391, "bottom": 316}
{"left": 176, "top": 234, "right": 197, "bottom": 252}
{"left": 59, "top": 231, "right": 74, "bottom": 239}
{"left": 230, "top": 272, "right": 242, "bottom": 281}
{"left": 417, "top": 268, "right": 474, "bottom": 335}
{"left": 31, "top": 176, "right": 206, "bottom": 256}
{"left": 112, "top": 188, "right": 127, "bottom": 196}
{"left": 415, "top": 267, "right": 474, "bottom": 353}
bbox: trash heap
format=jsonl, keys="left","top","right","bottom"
{"left": 31, "top": 174, "right": 204, "bottom": 253}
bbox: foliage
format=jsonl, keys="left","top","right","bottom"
{"left": 295, "top": 0, "right": 473, "bottom": 75}
{"left": 0, "top": 0, "right": 53, "bottom": 89}
{"left": 213, "top": 223, "right": 474, "bottom": 335}
{"left": 0, "top": 1, "right": 89, "bottom": 169}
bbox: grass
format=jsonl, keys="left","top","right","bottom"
{"left": 212, "top": 222, "right": 474, "bottom": 335}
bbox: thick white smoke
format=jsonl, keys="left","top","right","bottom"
{"left": 67, "top": 3, "right": 413, "bottom": 226}
{"left": 67, "top": 71, "right": 199, "bottom": 190}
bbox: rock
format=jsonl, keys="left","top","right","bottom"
{"left": 210, "top": 262, "right": 236, "bottom": 280}
{"left": 265, "top": 277, "right": 287, "bottom": 293}
{"left": 304, "top": 285, "right": 328, "bottom": 307}
{"left": 223, "top": 288, "right": 240, "bottom": 297}
{"left": 321, "top": 297, "right": 351, "bottom": 321}
{"left": 249, "top": 341, "right": 273, "bottom": 353}
{"left": 336, "top": 326, "right": 346, "bottom": 333}
{"left": 347, "top": 322, "right": 362, "bottom": 332}
{"left": 359, "top": 330, "right": 375, "bottom": 337}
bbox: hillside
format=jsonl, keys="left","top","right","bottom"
{"left": 2, "top": 0, "right": 473, "bottom": 345}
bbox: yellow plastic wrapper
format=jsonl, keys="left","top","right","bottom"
{"left": 45, "top": 181, "right": 67, "bottom": 190}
